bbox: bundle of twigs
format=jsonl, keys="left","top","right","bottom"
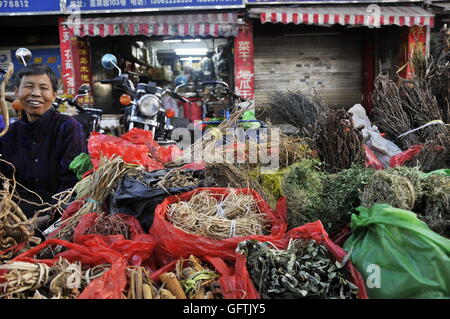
{"left": 167, "top": 190, "right": 269, "bottom": 240}
{"left": 0, "top": 258, "right": 110, "bottom": 299}
{"left": 372, "top": 76, "right": 419, "bottom": 149}
{"left": 244, "top": 133, "right": 317, "bottom": 169}
{"left": 53, "top": 155, "right": 134, "bottom": 242}
{"left": 315, "top": 109, "right": 365, "bottom": 173}
{"left": 158, "top": 169, "right": 201, "bottom": 189}
{"left": 399, "top": 77, "right": 447, "bottom": 141}
{"left": 181, "top": 106, "right": 246, "bottom": 164}
{"left": 419, "top": 25, "right": 450, "bottom": 123}
{"left": 203, "top": 163, "right": 269, "bottom": 202}
{"left": 373, "top": 29, "right": 450, "bottom": 150}
{"left": 84, "top": 213, "right": 131, "bottom": 239}
{"left": 405, "top": 131, "right": 450, "bottom": 172}
{"left": 265, "top": 90, "right": 329, "bottom": 137}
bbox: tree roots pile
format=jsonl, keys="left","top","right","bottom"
{"left": 0, "top": 258, "right": 110, "bottom": 299}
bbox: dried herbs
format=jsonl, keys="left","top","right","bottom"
{"left": 237, "top": 239, "right": 359, "bottom": 299}
{"left": 361, "top": 171, "right": 416, "bottom": 211}
{"left": 282, "top": 161, "right": 374, "bottom": 235}
{"left": 419, "top": 174, "right": 450, "bottom": 237}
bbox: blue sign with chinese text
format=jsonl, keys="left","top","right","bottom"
{"left": 246, "top": 0, "right": 421, "bottom": 3}
{"left": 66, "top": 0, "right": 244, "bottom": 12}
{"left": 0, "top": 0, "right": 61, "bottom": 14}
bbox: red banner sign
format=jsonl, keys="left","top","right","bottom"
{"left": 234, "top": 21, "right": 255, "bottom": 102}
{"left": 58, "top": 16, "right": 76, "bottom": 96}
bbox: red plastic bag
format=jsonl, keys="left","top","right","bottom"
{"left": 149, "top": 188, "right": 288, "bottom": 266}
{"left": 364, "top": 145, "right": 384, "bottom": 170}
{"left": 13, "top": 232, "right": 157, "bottom": 299}
{"left": 389, "top": 144, "right": 424, "bottom": 167}
{"left": 87, "top": 131, "right": 164, "bottom": 171}
{"left": 120, "top": 128, "right": 183, "bottom": 164}
{"left": 250, "top": 221, "right": 369, "bottom": 299}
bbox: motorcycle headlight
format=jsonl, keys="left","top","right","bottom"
{"left": 138, "top": 94, "right": 160, "bottom": 116}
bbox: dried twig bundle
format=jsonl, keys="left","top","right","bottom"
{"left": 181, "top": 107, "right": 246, "bottom": 164}
{"left": 84, "top": 213, "right": 131, "bottom": 239}
{"left": 372, "top": 76, "right": 419, "bottom": 149}
{"left": 265, "top": 90, "right": 329, "bottom": 137}
{"left": 408, "top": 130, "right": 450, "bottom": 172}
{"left": 167, "top": 190, "right": 270, "bottom": 240}
{"left": 203, "top": 163, "right": 269, "bottom": 202}
{"left": 54, "top": 156, "right": 134, "bottom": 242}
{"left": 316, "top": 109, "right": 365, "bottom": 173}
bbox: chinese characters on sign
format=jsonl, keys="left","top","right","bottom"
{"left": 234, "top": 21, "right": 255, "bottom": 102}
{"left": 77, "top": 40, "right": 94, "bottom": 104}
{"left": 59, "top": 17, "right": 76, "bottom": 96}
{"left": 66, "top": 0, "right": 243, "bottom": 11}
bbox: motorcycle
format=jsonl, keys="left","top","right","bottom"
{"left": 175, "top": 80, "right": 267, "bottom": 129}
{"left": 99, "top": 53, "right": 189, "bottom": 145}
{"left": 52, "top": 84, "right": 104, "bottom": 139}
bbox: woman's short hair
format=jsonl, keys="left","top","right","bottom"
{"left": 15, "top": 64, "right": 58, "bottom": 92}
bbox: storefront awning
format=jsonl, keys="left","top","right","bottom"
{"left": 67, "top": 13, "right": 241, "bottom": 38}
{"left": 249, "top": 6, "right": 434, "bottom": 28}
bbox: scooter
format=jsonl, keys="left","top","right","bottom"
{"left": 99, "top": 54, "right": 189, "bottom": 145}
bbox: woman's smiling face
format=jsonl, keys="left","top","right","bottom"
{"left": 15, "top": 74, "right": 56, "bottom": 122}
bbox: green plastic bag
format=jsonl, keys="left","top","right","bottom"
{"left": 241, "top": 110, "right": 261, "bottom": 130}
{"left": 343, "top": 204, "right": 450, "bottom": 299}
{"left": 69, "top": 152, "right": 93, "bottom": 180}
{"left": 421, "top": 169, "right": 450, "bottom": 178}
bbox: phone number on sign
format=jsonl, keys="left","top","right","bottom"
{"left": 0, "top": 0, "right": 30, "bottom": 8}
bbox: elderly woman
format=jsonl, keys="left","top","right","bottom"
{"left": 0, "top": 64, "right": 86, "bottom": 230}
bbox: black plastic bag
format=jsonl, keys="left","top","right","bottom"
{"left": 110, "top": 169, "right": 204, "bottom": 232}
